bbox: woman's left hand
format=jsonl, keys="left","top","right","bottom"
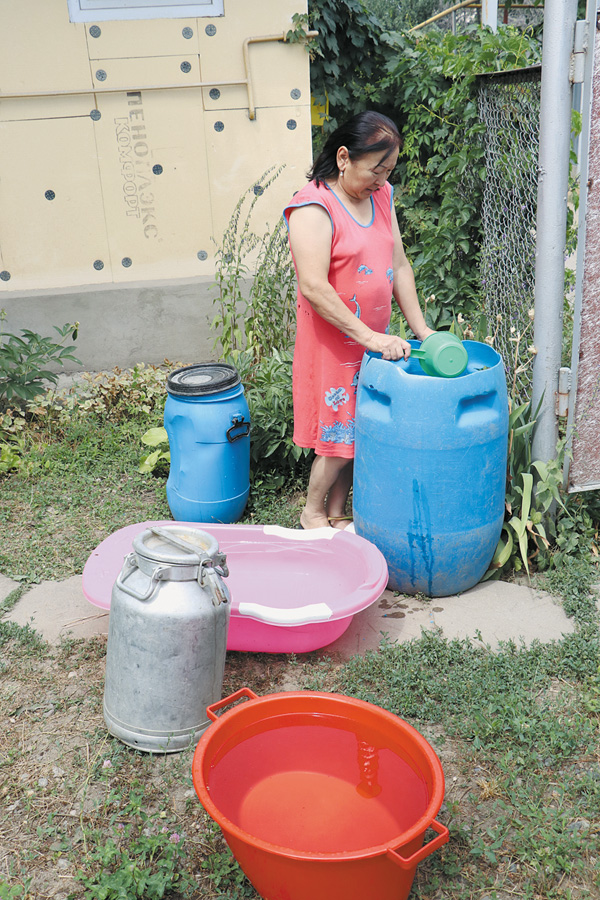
{"left": 365, "top": 331, "right": 413, "bottom": 361}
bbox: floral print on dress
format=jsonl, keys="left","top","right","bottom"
{"left": 358, "top": 265, "right": 373, "bottom": 275}
{"left": 386, "top": 267, "right": 394, "bottom": 284}
{"left": 320, "top": 418, "right": 355, "bottom": 445}
{"left": 324, "top": 387, "right": 350, "bottom": 412}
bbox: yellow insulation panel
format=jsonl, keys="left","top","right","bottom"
{"left": 0, "top": 0, "right": 91, "bottom": 96}
{"left": 0, "top": 117, "right": 111, "bottom": 290}
{"left": 85, "top": 18, "right": 200, "bottom": 59}
{"left": 0, "top": 94, "right": 93, "bottom": 123}
{"left": 200, "top": 39, "right": 308, "bottom": 113}
{"left": 204, "top": 105, "right": 312, "bottom": 240}
{"left": 91, "top": 88, "right": 213, "bottom": 281}
{"left": 0, "top": 0, "right": 311, "bottom": 292}
{"left": 90, "top": 54, "right": 202, "bottom": 92}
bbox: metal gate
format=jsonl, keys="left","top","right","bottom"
{"left": 566, "top": 6, "right": 600, "bottom": 492}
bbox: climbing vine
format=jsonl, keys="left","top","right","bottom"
{"left": 295, "top": 4, "right": 541, "bottom": 327}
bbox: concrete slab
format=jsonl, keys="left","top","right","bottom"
{"left": 4, "top": 575, "right": 109, "bottom": 644}
{"left": 327, "top": 579, "right": 576, "bottom": 659}
{"left": 4, "top": 571, "right": 576, "bottom": 657}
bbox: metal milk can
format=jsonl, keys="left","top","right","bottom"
{"left": 103, "top": 525, "right": 230, "bottom": 753}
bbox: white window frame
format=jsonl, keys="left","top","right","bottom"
{"left": 67, "top": 0, "right": 224, "bottom": 22}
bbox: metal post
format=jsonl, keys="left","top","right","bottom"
{"left": 531, "top": 0, "right": 578, "bottom": 464}
{"left": 481, "top": 0, "right": 498, "bottom": 31}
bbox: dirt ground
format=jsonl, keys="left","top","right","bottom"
{"left": 0, "top": 636, "right": 301, "bottom": 898}
{"left": 2, "top": 628, "right": 596, "bottom": 900}
{"left": 0, "top": 630, "right": 475, "bottom": 900}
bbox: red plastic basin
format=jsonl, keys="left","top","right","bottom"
{"left": 192, "top": 689, "right": 448, "bottom": 900}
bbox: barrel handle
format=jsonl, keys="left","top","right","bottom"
{"left": 360, "top": 355, "right": 396, "bottom": 399}
{"left": 115, "top": 554, "right": 169, "bottom": 602}
{"left": 386, "top": 819, "right": 449, "bottom": 870}
{"left": 206, "top": 687, "right": 259, "bottom": 721}
{"left": 227, "top": 415, "right": 251, "bottom": 443}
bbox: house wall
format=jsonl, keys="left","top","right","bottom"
{"left": 0, "top": 0, "right": 311, "bottom": 370}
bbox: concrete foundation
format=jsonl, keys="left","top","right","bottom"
{"left": 1, "top": 275, "right": 229, "bottom": 370}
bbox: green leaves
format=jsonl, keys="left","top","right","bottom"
{"left": 0, "top": 443, "right": 22, "bottom": 476}
{"left": 234, "top": 349, "right": 311, "bottom": 484}
{"left": 76, "top": 819, "right": 193, "bottom": 900}
{"left": 507, "top": 471, "right": 536, "bottom": 574}
{"left": 0, "top": 315, "right": 80, "bottom": 407}
{"left": 139, "top": 427, "right": 170, "bottom": 475}
{"left": 306, "top": 7, "right": 541, "bottom": 328}
{"left": 210, "top": 168, "right": 296, "bottom": 364}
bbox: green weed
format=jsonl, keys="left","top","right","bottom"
{"left": 200, "top": 819, "right": 258, "bottom": 898}
{"left": 0, "top": 311, "right": 79, "bottom": 407}
{"left": 317, "top": 626, "right": 600, "bottom": 898}
{"left": 75, "top": 815, "right": 194, "bottom": 900}
{"left": 546, "top": 556, "right": 599, "bottom": 626}
{"left": 210, "top": 167, "right": 295, "bottom": 364}
{"left": 0, "top": 881, "right": 31, "bottom": 899}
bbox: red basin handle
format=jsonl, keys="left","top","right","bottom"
{"left": 386, "top": 819, "right": 449, "bottom": 870}
{"left": 206, "top": 687, "right": 259, "bottom": 721}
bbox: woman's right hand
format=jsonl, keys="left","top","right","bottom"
{"left": 365, "top": 331, "right": 412, "bottom": 361}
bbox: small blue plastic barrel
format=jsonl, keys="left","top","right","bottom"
{"left": 354, "top": 341, "right": 508, "bottom": 597}
{"left": 164, "top": 363, "right": 250, "bottom": 524}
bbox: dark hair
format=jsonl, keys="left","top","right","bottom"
{"left": 308, "top": 111, "right": 400, "bottom": 186}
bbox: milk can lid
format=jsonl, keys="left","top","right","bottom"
{"left": 167, "top": 363, "right": 240, "bottom": 396}
{"left": 133, "top": 525, "right": 220, "bottom": 566}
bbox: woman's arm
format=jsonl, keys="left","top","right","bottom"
{"left": 288, "top": 204, "right": 412, "bottom": 360}
{"left": 391, "top": 213, "right": 435, "bottom": 342}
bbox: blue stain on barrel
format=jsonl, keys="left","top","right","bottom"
{"left": 354, "top": 341, "right": 508, "bottom": 597}
{"left": 164, "top": 363, "right": 250, "bottom": 524}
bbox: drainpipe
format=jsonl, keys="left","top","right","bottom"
{"left": 530, "top": 0, "right": 578, "bottom": 466}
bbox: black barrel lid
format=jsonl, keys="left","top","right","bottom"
{"left": 166, "top": 363, "right": 240, "bottom": 396}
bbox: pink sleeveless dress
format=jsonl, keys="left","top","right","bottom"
{"left": 284, "top": 180, "right": 395, "bottom": 458}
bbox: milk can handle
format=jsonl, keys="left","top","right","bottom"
{"left": 115, "top": 554, "right": 168, "bottom": 602}
{"left": 150, "top": 527, "right": 202, "bottom": 563}
{"left": 206, "top": 687, "right": 259, "bottom": 721}
{"left": 386, "top": 819, "right": 449, "bottom": 870}
{"left": 201, "top": 565, "right": 230, "bottom": 607}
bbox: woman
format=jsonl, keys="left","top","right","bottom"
{"left": 284, "top": 111, "right": 434, "bottom": 530}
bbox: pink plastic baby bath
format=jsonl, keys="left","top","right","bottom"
{"left": 82, "top": 521, "right": 388, "bottom": 653}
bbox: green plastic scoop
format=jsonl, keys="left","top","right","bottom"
{"left": 409, "top": 332, "right": 468, "bottom": 378}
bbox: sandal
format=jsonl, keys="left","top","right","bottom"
{"left": 328, "top": 515, "right": 354, "bottom": 527}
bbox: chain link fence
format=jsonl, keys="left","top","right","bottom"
{"left": 478, "top": 66, "right": 541, "bottom": 404}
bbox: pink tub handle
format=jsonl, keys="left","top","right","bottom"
{"left": 386, "top": 819, "right": 449, "bottom": 870}
{"left": 206, "top": 687, "right": 259, "bottom": 722}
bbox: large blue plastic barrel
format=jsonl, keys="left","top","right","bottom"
{"left": 354, "top": 341, "right": 508, "bottom": 597}
{"left": 164, "top": 363, "right": 250, "bottom": 524}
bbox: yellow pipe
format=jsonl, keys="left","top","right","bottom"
{"left": 0, "top": 28, "right": 319, "bottom": 122}
{"left": 243, "top": 30, "right": 318, "bottom": 120}
{"left": 409, "top": 0, "right": 478, "bottom": 31}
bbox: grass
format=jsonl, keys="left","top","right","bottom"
{"left": 314, "top": 628, "right": 600, "bottom": 899}
{"left": 0, "top": 417, "right": 171, "bottom": 584}
{"left": 0, "top": 370, "right": 599, "bottom": 899}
